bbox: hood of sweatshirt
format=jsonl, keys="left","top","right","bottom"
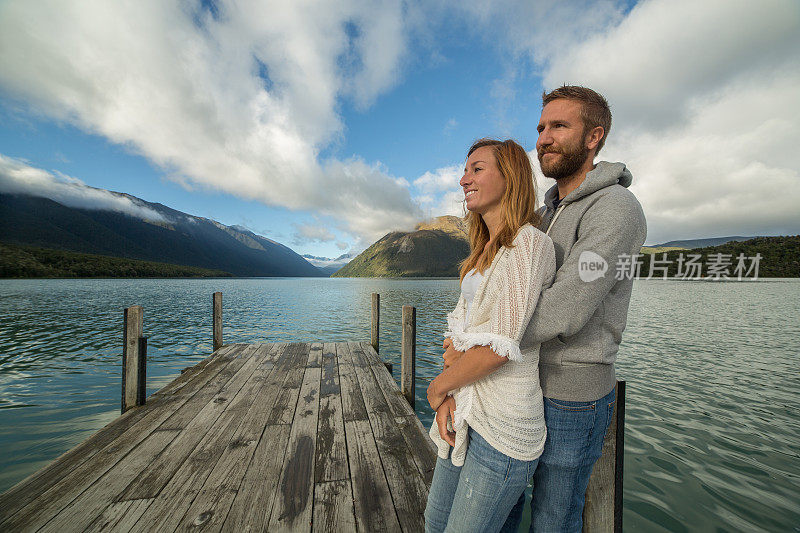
{"left": 543, "top": 161, "right": 633, "bottom": 210}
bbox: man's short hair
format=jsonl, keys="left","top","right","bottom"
{"left": 542, "top": 85, "right": 612, "bottom": 154}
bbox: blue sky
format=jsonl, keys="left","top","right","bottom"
{"left": 1, "top": 0, "right": 798, "bottom": 257}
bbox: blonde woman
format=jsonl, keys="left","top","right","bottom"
{"left": 424, "top": 139, "right": 556, "bottom": 532}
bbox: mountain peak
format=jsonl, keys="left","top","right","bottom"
{"left": 415, "top": 215, "right": 468, "bottom": 238}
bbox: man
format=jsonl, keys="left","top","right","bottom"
{"left": 446, "top": 85, "right": 647, "bottom": 532}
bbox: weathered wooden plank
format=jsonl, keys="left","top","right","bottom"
{"left": 320, "top": 343, "right": 339, "bottom": 397}
{"left": 35, "top": 430, "right": 180, "bottom": 533}
{"left": 345, "top": 419, "right": 401, "bottom": 533}
{"left": 315, "top": 342, "right": 348, "bottom": 484}
{"left": 84, "top": 498, "right": 153, "bottom": 533}
{"left": 267, "top": 361, "right": 321, "bottom": 532}
{"left": 119, "top": 344, "right": 264, "bottom": 500}
{"left": 308, "top": 341, "right": 323, "bottom": 368}
{"left": 369, "top": 415, "right": 429, "bottom": 532}
{"left": 360, "top": 342, "right": 412, "bottom": 418}
{"left": 336, "top": 343, "right": 368, "bottom": 422}
{"left": 0, "top": 345, "right": 243, "bottom": 529}
{"left": 267, "top": 343, "right": 310, "bottom": 425}
{"left": 0, "top": 343, "right": 237, "bottom": 526}
{"left": 395, "top": 415, "right": 437, "bottom": 487}
{"left": 315, "top": 395, "right": 349, "bottom": 484}
{"left": 45, "top": 347, "right": 270, "bottom": 531}
{"left": 313, "top": 480, "right": 356, "bottom": 533}
{"left": 150, "top": 342, "right": 237, "bottom": 397}
{"left": 349, "top": 343, "right": 427, "bottom": 531}
{"left": 347, "top": 340, "right": 370, "bottom": 368}
{"left": 348, "top": 344, "right": 392, "bottom": 418}
{"left": 357, "top": 340, "right": 382, "bottom": 366}
{"left": 221, "top": 424, "right": 291, "bottom": 532}
{"left": 171, "top": 345, "right": 289, "bottom": 532}
{"left": 157, "top": 344, "right": 255, "bottom": 430}
{"left": 127, "top": 348, "right": 277, "bottom": 532}
{"left": 176, "top": 397, "right": 275, "bottom": 530}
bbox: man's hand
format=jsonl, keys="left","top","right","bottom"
{"left": 442, "top": 337, "right": 464, "bottom": 369}
{"left": 435, "top": 396, "right": 457, "bottom": 447}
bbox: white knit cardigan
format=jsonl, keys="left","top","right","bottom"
{"left": 429, "top": 224, "right": 556, "bottom": 466}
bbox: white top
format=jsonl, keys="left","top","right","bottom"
{"left": 429, "top": 224, "right": 557, "bottom": 465}
{"left": 461, "top": 268, "right": 484, "bottom": 326}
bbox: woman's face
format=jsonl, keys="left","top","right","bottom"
{"left": 460, "top": 146, "right": 506, "bottom": 217}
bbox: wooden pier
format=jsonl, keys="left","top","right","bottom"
{"left": 0, "top": 341, "right": 436, "bottom": 532}
{"left": 0, "top": 292, "right": 625, "bottom": 532}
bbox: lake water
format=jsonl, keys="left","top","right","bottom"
{"left": 1, "top": 278, "right": 799, "bottom": 531}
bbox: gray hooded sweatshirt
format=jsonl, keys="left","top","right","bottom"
{"left": 521, "top": 161, "right": 647, "bottom": 402}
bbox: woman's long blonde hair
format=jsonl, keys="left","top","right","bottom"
{"left": 459, "top": 138, "right": 541, "bottom": 281}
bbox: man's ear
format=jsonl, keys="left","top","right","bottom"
{"left": 585, "top": 126, "right": 605, "bottom": 151}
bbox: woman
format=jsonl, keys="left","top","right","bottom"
{"left": 424, "top": 138, "right": 556, "bottom": 533}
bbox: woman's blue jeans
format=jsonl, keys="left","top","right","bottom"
{"left": 425, "top": 426, "right": 539, "bottom": 533}
{"left": 502, "top": 386, "right": 616, "bottom": 532}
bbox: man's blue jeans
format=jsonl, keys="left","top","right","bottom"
{"left": 501, "top": 386, "right": 616, "bottom": 533}
{"left": 425, "top": 427, "right": 539, "bottom": 533}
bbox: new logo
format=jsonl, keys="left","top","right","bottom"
{"left": 578, "top": 251, "right": 607, "bottom": 282}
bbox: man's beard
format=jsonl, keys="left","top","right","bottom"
{"left": 538, "top": 142, "right": 590, "bottom": 180}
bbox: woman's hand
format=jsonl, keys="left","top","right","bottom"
{"left": 435, "top": 396, "right": 457, "bottom": 447}
{"left": 442, "top": 337, "right": 464, "bottom": 369}
{"left": 427, "top": 376, "right": 447, "bottom": 411}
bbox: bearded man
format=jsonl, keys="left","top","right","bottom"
{"left": 447, "top": 85, "right": 647, "bottom": 532}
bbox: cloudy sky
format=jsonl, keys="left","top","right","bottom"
{"left": 0, "top": 0, "right": 798, "bottom": 256}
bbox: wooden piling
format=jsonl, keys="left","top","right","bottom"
{"left": 401, "top": 305, "right": 416, "bottom": 408}
{"left": 213, "top": 292, "right": 222, "bottom": 352}
{"left": 371, "top": 293, "right": 380, "bottom": 354}
{"left": 121, "top": 306, "right": 145, "bottom": 414}
{"left": 583, "top": 380, "right": 626, "bottom": 532}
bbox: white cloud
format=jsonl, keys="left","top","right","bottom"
{"left": 458, "top": 0, "right": 800, "bottom": 243}
{"left": 0, "top": 0, "right": 421, "bottom": 243}
{"left": 414, "top": 164, "right": 462, "bottom": 194}
{"left": 412, "top": 163, "right": 465, "bottom": 219}
{"left": 452, "top": 0, "right": 625, "bottom": 64}
{"left": 434, "top": 189, "right": 467, "bottom": 218}
{"left": 0, "top": 154, "right": 168, "bottom": 222}
{"left": 543, "top": 0, "right": 800, "bottom": 130}
{"left": 540, "top": 0, "right": 800, "bottom": 243}
{"left": 293, "top": 222, "right": 336, "bottom": 244}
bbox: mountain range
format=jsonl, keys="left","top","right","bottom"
{"left": 646, "top": 236, "right": 757, "bottom": 249}
{"left": 1, "top": 179, "right": 787, "bottom": 279}
{"left": 302, "top": 253, "right": 356, "bottom": 276}
{"left": 0, "top": 191, "right": 323, "bottom": 277}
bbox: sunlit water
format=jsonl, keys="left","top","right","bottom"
{"left": 0, "top": 278, "right": 798, "bottom": 531}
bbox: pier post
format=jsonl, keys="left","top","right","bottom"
{"left": 583, "top": 380, "right": 626, "bottom": 532}
{"left": 122, "top": 306, "right": 146, "bottom": 413}
{"left": 213, "top": 292, "right": 222, "bottom": 351}
{"left": 401, "top": 305, "right": 416, "bottom": 408}
{"left": 371, "top": 293, "right": 380, "bottom": 354}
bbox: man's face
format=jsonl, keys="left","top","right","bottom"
{"left": 536, "top": 99, "right": 591, "bottom": 180}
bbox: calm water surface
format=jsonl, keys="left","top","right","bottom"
{"left": 1, "top": 278, "right": 798, "bottom": 531}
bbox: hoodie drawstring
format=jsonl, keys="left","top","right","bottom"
{"left": 546, "top": 204, "right": 565, "bottom": 236}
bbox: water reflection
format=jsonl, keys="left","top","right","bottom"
{"left": 0, "top": 278, "right": 799, "bottom": 531}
